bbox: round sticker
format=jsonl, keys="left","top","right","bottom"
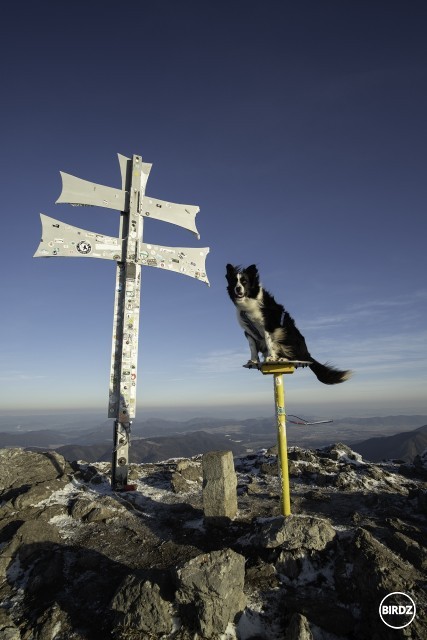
{"left": 77, "top": 241, "right": 92, "bottom": 254}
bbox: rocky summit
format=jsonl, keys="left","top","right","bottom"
{"left": 0, "top": 444, "right": 426, "bottom": 640}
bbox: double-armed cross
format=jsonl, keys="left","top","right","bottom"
{"left": 34, "top": 153, "right": 209, "bottom": 489}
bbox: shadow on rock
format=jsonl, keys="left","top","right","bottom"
{"left": 6, "top": 541, "right": 129, "bottom": 640}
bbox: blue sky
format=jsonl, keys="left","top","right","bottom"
{"left": 1, "top": 1, "right": 426, "bottom": 419}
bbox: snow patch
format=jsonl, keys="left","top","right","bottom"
{"left": 32, "top": 482, "right": 78, "bottom": 508}
{"left": 48, "top": 514, "right": 83, "bottom": 539}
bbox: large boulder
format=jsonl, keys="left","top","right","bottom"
{"left": 0, "top": 520, "right": 61, "bottom": 578}
{"left": 285, "top": 612, "right": 313, "bottom": 640}
{"left": 175, "top": 548, "right": 246, "bottom": 636}
{"left": 111, "top": 575, "right": 173, "bottom": 635}
{"left": 343, "top": 528, "right": 425, "bottom": 639}
{"left": 252, "top": 515, "right": 336, "bottom": 551}
{"left": 0, "top": 449, "right": 70, "bottom": 493}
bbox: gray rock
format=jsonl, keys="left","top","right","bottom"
{"left": 417, "top": 487, "right": 427, "bottom": 512}
{"left": 259, "top": 461, "right": 279, "bottom": 476}
{"left": 350, "top": 528, "right": 425, "bottom": 638}
{"left": 176, "top": 459, "right": 202, "bottom": 482}
{"left": 389, "top": 531, "right": 427, "bottom": 571}
{"left": 253, "top": 515, "right": 336, "bottom": 550}
{"left": 352, "top": 527, "right": 422, "bottom": 592}
{"left": 202, "top": 450, "right": 238, "bottom": 523}
{"left": 170, "top": 472, "right": 192, "bottom": 493}
{"left": 0, "top": 449, "right": 70, "bottom": 496}
{"left": 37, "top": 503, "right": 69, "bottom": 520}
{"left": 111, "top": 575, "right": 173, "bottom": 634}
{"left": 320, "top": 443, "right": 363, "bottom": 463}
{"left": 85, "top": 505, "right": 115, "bottom": 522}
{"left": 11, "top": 477, "right": 69, "bottom": 510}
{"left": 285, "top": 612, "right": 313, "bottom": 640}
{"left": 70, "top": 495, "right": 118, "bottom": 521}
{"left": 0, "top": 608, "right": 20, "bottom": 640}
{"left": 245, "top": 561, "right": 279, "bottom": 590}
{"left": 1, "top": 446, "right": 426, "bottom": 640}
{"left": 276, "top": 551, "right": 301, "bottom": 579}
{"left": 413, "top": 449, "right": 427, "bottom": 477}
{"left": 70, "top": 496, "right": 95, "bottom": 519}
{"left": 0, "top": 519, "right": 61, "bottom": 578}
{"left": 284, "top": 591, "right": 356, "bottom": 637}
{"left": 171, "top": 459, "right": 202, "bottom": 493}
{"left": 175, "top": 548, "right": 246, "bottom": 636}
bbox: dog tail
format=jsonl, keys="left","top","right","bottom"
{"left": 309, "top": 360, "right": 352, "bottom": 385}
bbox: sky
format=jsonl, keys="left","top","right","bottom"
{"left": 1, "top": 0, "right": 426, "bottom": 421}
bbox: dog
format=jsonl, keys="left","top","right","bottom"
{"left": 226, "top": 264, "right": 351, "bottom": 385}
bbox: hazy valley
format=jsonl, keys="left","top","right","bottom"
{"left": 1, "top": 414, "right": 426, "bottom": 464}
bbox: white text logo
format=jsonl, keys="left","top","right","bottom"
{"left": 379, "top": 592, "right": 416, "bottom": 629}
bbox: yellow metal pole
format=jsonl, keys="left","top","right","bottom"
{"left": 258, "top": 362, "right": 301, "bottom": 514}
{"left": 274, "top": 373, "right": 291, "bottom": 516}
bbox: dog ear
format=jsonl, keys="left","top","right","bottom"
{"left": 246, "top": 264, "right": 258, "bottom": 277}
{"left": 226, "top": 263, "right": 236, "bottom": 279}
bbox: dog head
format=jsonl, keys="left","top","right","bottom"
{"left": 226, "top": 264, "right": 260, "bottom": 302}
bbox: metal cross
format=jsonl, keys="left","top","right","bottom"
{"left": 34, "top": 153, "right": 209, "bottom": 489}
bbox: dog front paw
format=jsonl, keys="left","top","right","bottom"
{"left": 243, "top": 359, "right": 259, "bottom": 369}
{"left": 265, "top": 355, "right": 290, "bottom": 363}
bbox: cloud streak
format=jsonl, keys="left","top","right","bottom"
{"left": 312, "top": 329, "right": 427, "bottom": 378}
{"left": 302, "top": 289, "right": 427, "bottom": 330}
{"left": 189, "top": 328, "right": 427, "bottom": 382}
{"left": 0, "top": 371, "right": 47, "bottom": 381}
{"left": 191, "top": 349, "right": 249, "bottom": 374}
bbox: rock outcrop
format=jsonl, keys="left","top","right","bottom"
{"left": 175, "top": 548, "right": 246, "bottom": 636}
{"left": 0, "top": 444, "right": 426, "bottom": 639}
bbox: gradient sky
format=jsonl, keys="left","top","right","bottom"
{"left": 1, "top": 1, "right": 426, "bottom": 419}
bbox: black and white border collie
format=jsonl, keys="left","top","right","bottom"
{"left": 226, "top": 264, "right": 351, "bottom": 385}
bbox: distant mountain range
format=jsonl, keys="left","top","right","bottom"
{"left": 352, "top": 423, "right": 427, "bottom": 462}
{"left": 54, "top": 431, "right": 248, "bottom": 464}
{"left": 1, "top": 414, "right": 426, "bottom": 464}
{"left": 54, "top": 422, "right": 427, "bottom": 464}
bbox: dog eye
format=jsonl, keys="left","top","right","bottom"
{"left": 240, "top": 278, "right": 246, "bottom": 285}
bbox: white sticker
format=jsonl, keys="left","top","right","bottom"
{"left": 96, "top": 244, "right": 121, "bottom": 251}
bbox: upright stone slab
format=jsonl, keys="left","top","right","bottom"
{"left": 202, "top": 450, "right": 237, "bottom": 524}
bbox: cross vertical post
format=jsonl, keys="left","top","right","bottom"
{"left": 109, "top": 155, "right": 149, "bottom": 490}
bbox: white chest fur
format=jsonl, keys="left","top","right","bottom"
{"left": 235, "top": 294, "right": 265, "bottom": 339}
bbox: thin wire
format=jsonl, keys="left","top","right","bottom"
{"left": 288, "top": 414, "right": 333, "bottom": 426}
